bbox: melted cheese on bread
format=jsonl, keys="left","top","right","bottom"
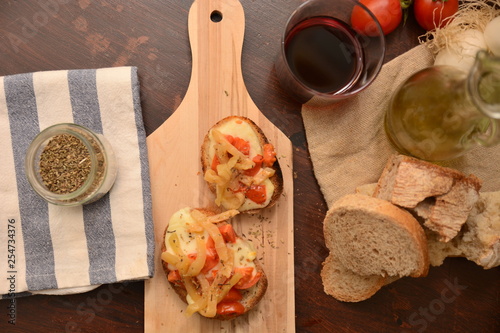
{"left": 165, "top": 207, "right": 258, "bottom": 276}
{"left": 208, "top": 119, "right": 262, "bottom": 160}
{"left": 206, "top": 118, "right": 276, "bottom": 211}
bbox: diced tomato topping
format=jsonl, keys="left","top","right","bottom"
{"left": 262, "top": 144, "right": 276, "bottom": 167}
{"left": 216, "top": 301, "right": 245, "bottom": 316}
{"left": 225, "top": 135, "right": 250, "bottom": 155}
{"left": 218, "top": 224, "right": 237, "bottom": 243}
{"left": 202, "top": 237, "right": 219, "bottom": 274}
{"left": 233, "top": 267, "right": 262, "bottom": 290}
{"left": 167, "top": 270, "right": 184, "bottom": 287}
{"left": 211, "top": 155, "right": 220, "bottom": 171}
{"left": 221, "top": 288, "right": 242, "bottom": 302}
{"left": 244, "top": 154, "right": 264, "bottom": 176}
{"left": 245, "top": 184, "right": 267, "bottom": 204}
{"left": 187, "top": 236, "right": 219, "bottom": 274}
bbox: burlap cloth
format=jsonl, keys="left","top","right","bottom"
{"left": 302, "top": 44, "right": 500, "bottom": 208}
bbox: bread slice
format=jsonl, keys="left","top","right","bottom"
{"left": 324, "top": 194, "right": 429, "bottom": 278}
{"left": 201, "top": 116, "right": 283, "bottom": 214}
{"left": 427, "top": 192, "right": 500, "bottom": 269}
{"left": 374, "top": 154, "right": 482, "bottom": 242}
{"left": 321, "top": 252, "right": 387, "bottom": 302}
{"left": 357, "top": 182, "right": 499, "bottom": 270}
{"left": 161, "top": 207, "right": 267, "bottom": 320}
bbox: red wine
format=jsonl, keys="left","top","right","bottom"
{"left": 284, "top": 16, "right": 364, "bottom": 94}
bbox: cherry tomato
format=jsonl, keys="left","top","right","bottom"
{"left": 243, "top": 154, "right": 263, "bottom": 176}
{"left": 245, "top": 184, "right": 267, "bottom": 204}
{"left": 414, "top": 0, "right": 458, "bottom": 31}
{"left": 221, "top": 288, "right": 243, "bottom": 302}
{"left": 216, "top": 301, "right": 245, "bottom": 316}
{"left": 187, "top": 236, "right": 219, "bottom": 274}
{"left": 234, "top": 267, "right": 262, "bottom": 289}
{"left": 351, "top": 0, "right": 403, "bottom": 36}
{"left": 218, "top": 224, "right": 237, "bottom": 243}
{"left": 262, "top": 143, "right": 277, "bottom": 167}
{"left": 211, "top": 155, "right": 220, "bottom": 171}
{"left": 167, "top": 270, "right": 183, "bottom": 287}
{"left": 225, "top": 135, "right": 250, "bottom": 155}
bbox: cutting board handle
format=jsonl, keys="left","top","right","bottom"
{"left": 186, "top": 0, "right": 247, "bottom": 108}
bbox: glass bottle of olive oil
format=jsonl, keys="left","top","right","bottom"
{"left": 385, "top": 50, "right": 500, "bottom": 161}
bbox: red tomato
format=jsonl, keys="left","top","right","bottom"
{"left": 216, "top": 301, "right": 245, "bottom": 316}
{"left": 244, "top": 154, "right": 263, "bottom": 176}
{"left": 202, "top": 237, "right": 219, "bottom": 274}
{"left": 167, "top": 270, "right": 183, "bottom": 287}
{"left": 211, "top": 155, "right": 220, "bottom": 171}
{"left": 225, "top": 135, "right": 250, "bottom": 155}
{"left": 414, "top": 0, "right": 458, "bottom": 31}
{"left": 351, "top": 0, "right": 403, "bottom": 36}
{"left": 221, "top": 288, "right": 243, "bottom": 302}
{"left": 262, "top": 143, "right": 277, "bottom": 167}
{"left": 245, "top": 184, "right": 267, "bottom": 204}
{"left": 233, "top": 267, "right": 262, "bottom": 290}
{"left": 187, "top": 236, "right": 219, "bottom": 274}
{"left": 218, "top": 224, "right": 237, "bottom": 243}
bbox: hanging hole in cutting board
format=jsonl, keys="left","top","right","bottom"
{"left": 210, "top": 10, "right": 223, "bottom": 22}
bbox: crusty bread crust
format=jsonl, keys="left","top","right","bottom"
{"left": 374, "top": 154, "right": 482, "bottom": 242}
{"left": 161, "top": 207, "right": 268, "bottom": 320}
{"left": 201, "top": 116, "right": 283, "bottom": 214}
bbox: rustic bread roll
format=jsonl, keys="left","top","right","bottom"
{"left": 374, "top": 154, "right": 482, "bottom": 242}
{"left": 324, "top": 194, "right": 429, "bottom": 278}
{"left": 161, "top": 207, "right": 267, "bottom": 320}
{"left": 201, "top": 116, "right": 283, "bottom": 214}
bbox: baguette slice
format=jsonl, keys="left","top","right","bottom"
{"left": 161, "top": 207, "right": 267, "bottom": 320}
{"left": 321, "top": 252, "right": 387, "bottom": 302}
{"left": 201, "top": 116, "right": 283, "bottom": 214}
{"left": 374, "top": 154, "right": 482, "bottom": 242}
{"left": 324, "top": 194, "right": 429, "bottom": 278}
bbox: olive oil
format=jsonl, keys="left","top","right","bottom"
{"left": 385, "top": 63, "right": 498, "bottom": 161}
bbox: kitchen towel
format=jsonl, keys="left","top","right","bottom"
{"left": 302, "top": 44, "right": 500, "bottom": 208}
{"left": 0, "top": 66, "right": 154, "bottom": 297}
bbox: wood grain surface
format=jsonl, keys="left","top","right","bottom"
{"left": 144, "top": 0, "right": 294, "bottom": 332}
{"left": 0, "top": 1, "right": 498, "bottom": 333}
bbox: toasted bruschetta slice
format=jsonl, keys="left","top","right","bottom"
{"left": 161, "top": 207, "right": 268, "bottom": 320}
{"left": 201, "top": 116, "right": 283, "bottom": 213}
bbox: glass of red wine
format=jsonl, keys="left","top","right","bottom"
{"left": 275, "top": 0, "right": 386, "bottom": 105}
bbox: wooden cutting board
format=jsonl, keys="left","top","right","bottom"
{"left": 144, "top": 0, "right": 294, "bottom": 332}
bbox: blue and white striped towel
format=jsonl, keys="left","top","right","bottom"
{"left": 0, "top": 67, "right": 154, "bottom": 297}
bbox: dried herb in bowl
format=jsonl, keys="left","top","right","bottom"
{"left": 39, "top": 134, "right": 92, "bottom": 194}
{"left": 25, "top": 123, "right": 117, "bottom": 206}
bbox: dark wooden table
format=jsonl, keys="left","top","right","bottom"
{"left": 0, "top": 1, "right": 498, "bottom": 332}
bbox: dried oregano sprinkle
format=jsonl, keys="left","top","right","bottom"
{"left": 39, "top": 134, "right": 91, "bottom": 194}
